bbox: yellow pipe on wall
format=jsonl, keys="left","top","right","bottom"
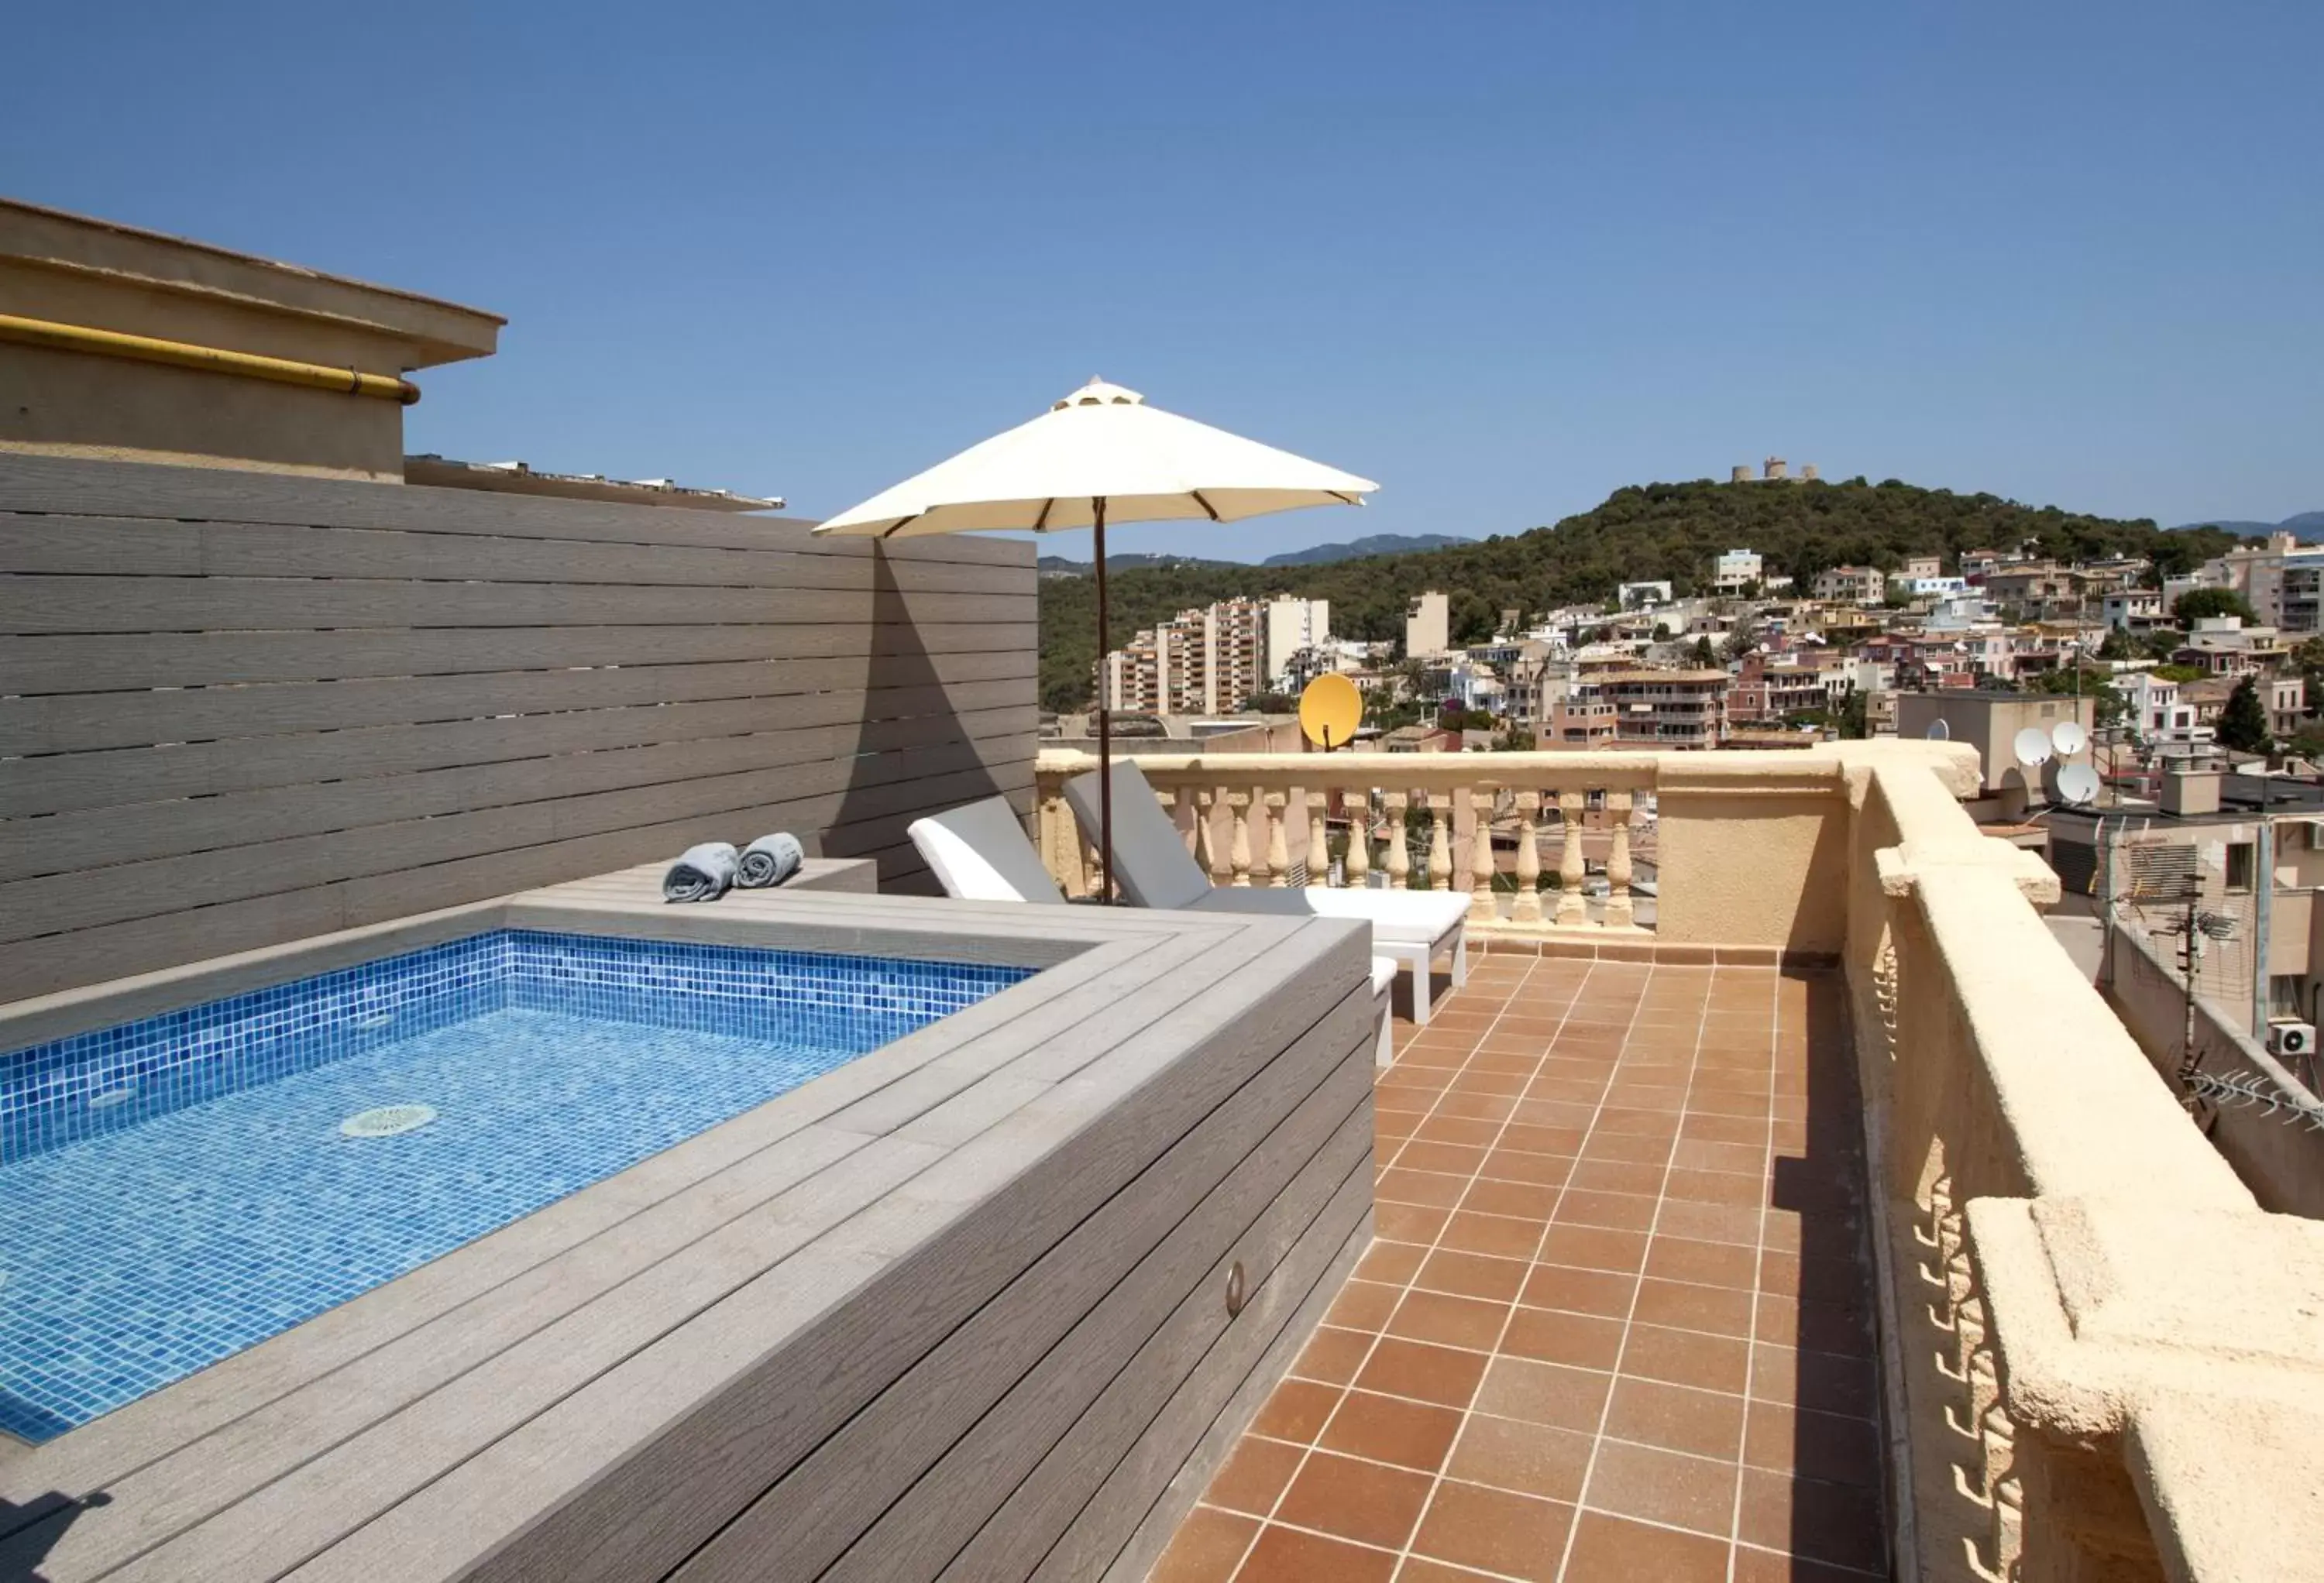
{"left": 0, "top": 312, "right": 421, "bottom": 405}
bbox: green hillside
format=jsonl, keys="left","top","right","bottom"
{"left": 1037, "top": 476, "right": 2242, "bottom": 711}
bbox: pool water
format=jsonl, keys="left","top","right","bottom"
{"left": 0, "top": 931, "right": 1030, "bottom": 1442}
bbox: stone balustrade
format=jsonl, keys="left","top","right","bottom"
{"left": 1034, "top": 749, "right": 1662, "bottom": 933}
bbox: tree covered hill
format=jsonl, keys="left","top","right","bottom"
{"left": 1036, "top": 476, "right": 2243, "bottom": 711}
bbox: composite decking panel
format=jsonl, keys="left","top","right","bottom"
{"left": 273, "top": 918, "right": 1360, "bottom": 1583}
{"left": 669, "top": 993, "right": 1377, "bottom": 1583}
{"left": 0, "top": 916, "right": 1230, "bottom": 1558}
{"left": 0, "top": 452, "right": 1036, "bottom": 999}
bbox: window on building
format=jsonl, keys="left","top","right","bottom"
{"left": 2271, "top": 975, "right": 2309, "bottom": 1019}
{"left": 2225, "top": 843, "right": 2257, "bottom": 892}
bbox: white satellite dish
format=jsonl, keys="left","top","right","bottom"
{"left": 2051, "top": 720, "right": 2088, "bottom": 757}
{"left": 2013, "top": 726, "right": 2053, "bottom": 767}
{"left": 2057, "top": 762, "right": 2102, "bottom": 805}
{"left": 1925, "top": 718, "right": 1951, "bottom": 741}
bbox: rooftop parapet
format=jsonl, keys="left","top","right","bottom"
{"left": 0, "top": 197, "right": 502, "bottom": 480}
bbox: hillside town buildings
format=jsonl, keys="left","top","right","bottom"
{"left": 1083, "top": 537, "right": 2324, "bottom": 781}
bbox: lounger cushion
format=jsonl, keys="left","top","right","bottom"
{"left": 1187, "top": 885, "right": 1469, "bottom": 946}
{"left": 1061, "top": 761, "right": 1213, "bottom": 909}
{"left": 907, "top": 798, "right": 1067, "bottom": 904}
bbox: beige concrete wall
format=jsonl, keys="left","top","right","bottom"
{"left": 0, "top": 198, "right": 499, "bottom": 481}
{"left": 1651, "top": 788, "right": 1849, "bottom": 952}
{"left": 0, "top": 342, "right": 406, "bottom": 479}
{"left": 1833, "top": 746, "right": 2324, "bottom": 1583}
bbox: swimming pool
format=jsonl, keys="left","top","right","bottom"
{"left": 0, "top": 929, "right": 1030, "bottom": 1441}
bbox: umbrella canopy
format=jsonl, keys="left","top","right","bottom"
{"left": 813, "top": 378, "right": 1376, "bottom": 899}
{"left": 812, "top": 378, "right": 1377, "bottom": 537}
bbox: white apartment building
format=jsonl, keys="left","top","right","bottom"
{"left": 1714, "top": 549, "right": 1762, "bottom": 594}
{"left": 1263, "top": 597, "right": 1330, "bottom": 689}
{"left": 2103, "top": 589, "right": 2164, "bottom": 630}
{"left": 2119, "top": 672, "right": 2209, "bottom": 757}
{"left": 1899, "top": 575, "right": 1969, "bottom": 599}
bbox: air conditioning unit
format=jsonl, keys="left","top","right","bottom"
{"left": 2267, "top": 1021, "right": 2315, "bottom": 1059}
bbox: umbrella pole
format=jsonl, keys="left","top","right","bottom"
{"left": 1093, "top": 496, "right": 1113, "bottom": 902}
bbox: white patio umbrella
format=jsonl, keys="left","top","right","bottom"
{"left": 815, "top": 377, "right": 1377, "bottom": 899}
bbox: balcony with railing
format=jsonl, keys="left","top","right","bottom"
{"left": 1032, "top": 743, "right": 2324, "bottom": 1583}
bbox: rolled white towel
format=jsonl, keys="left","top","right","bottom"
{"left": 662, "top": 842, "right": 741, "bottom": 902}
{"left": 737, "top": 832, "right": 804, "bottom": 888}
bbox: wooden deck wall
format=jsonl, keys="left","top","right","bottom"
{"left": 0, "top": 895, "right": 1374, "bottom": 1583}
{"left": 0, "top": 454, "right": 1037, "bottom": 1002}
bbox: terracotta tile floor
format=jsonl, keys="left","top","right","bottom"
{"left": 1150, "top": 953, "right": 1884, "bottom": 1583}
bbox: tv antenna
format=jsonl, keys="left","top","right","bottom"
{"left": 2116, "top": 835, "right": 2237, "bottom": 1114}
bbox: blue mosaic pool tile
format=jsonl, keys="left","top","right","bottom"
{"left": 0, "top": 931, "right": 1033, "bottom": 1441}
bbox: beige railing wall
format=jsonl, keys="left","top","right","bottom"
{"left": 1033, "top": 748, "right": 1856, "bottom": 953}
{"left": 1837, "top": 745, "right": 2324, "bottom": 1583}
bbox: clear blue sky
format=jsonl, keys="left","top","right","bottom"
{"left": 7, "top": 2, "right": 2317, "bottom": 560}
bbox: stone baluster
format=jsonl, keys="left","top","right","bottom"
{"left": 1161, "top": 787, "right": 1195, "bottom": 864}
{"left": 1305, "top": 790, "right": 1329, "bottom": 889}
{"left": 1468, "top": 786, "right": 1498, "bottom": 923}
{"left": 1195, "top": 788, "right": 1222, "bottom": 883}
{"left": 1604, "top": 790, "right": 1635, "bottom": 928}
{"left": 1258, "top": 788, "right": 1287, "bottom": 888}
{"left": 1556, "top": 789, "right": 1588, "bottom": 925}
{"left": 1511, "top": 791, "right": 1545, "bottom": 924}
{"left": 1428, "top": 796, "right": 1452, "bottom": 891}
{"left": 1343, "top": 789, "right": 1371, "bottom": 888}
{"left": 1037, "top": 784, "right": 1076, "bottom": 898}
{"left": 1228, "top": 790, "right": 1253, "bottom": 887}
{"left": 1384, "top": 792, "right": 1411, "bottom": 889}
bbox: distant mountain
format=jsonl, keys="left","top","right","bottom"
{"left": 1033, "top": 532, "right": 1474, "bottom": 576}
{"left": 1037, "top": 552, "right": 1234, "bottom": 575}
{"left": 2171, "top": 511, "right": 2324, "bottom": 541}
{"left": 1260, "top": 533, "right": 1477, "bottom": 567}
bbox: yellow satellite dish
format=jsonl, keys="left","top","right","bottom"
{"left": 1298, "top": 673, "right": 1363, "bottom": 750}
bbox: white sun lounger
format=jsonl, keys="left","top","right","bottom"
{"left": 1061, "top": 763, "right": 1469, "bottom": 1024}
{"left": 906, "top": 796, "right": 1070, "bottom": 905}
{"left": 908, "top": 795, "right": 1403, "bottom": 1059}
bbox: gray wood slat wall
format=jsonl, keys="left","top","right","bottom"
{"left": 0, "top": 455, "right": 1039, "bottom": 1003}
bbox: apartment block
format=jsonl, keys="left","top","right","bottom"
{"left": 1812, "top": 565, "right": 1887, "bottom": 605}
{"left": 1556, "top": 667, "right": 1728, "bottom": 747}
{"left": 1099, "top": 596, "right": 1269, "bottom": 715}
{"left": 1404, "top": 589, "right": 1450, "bottom": 658}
